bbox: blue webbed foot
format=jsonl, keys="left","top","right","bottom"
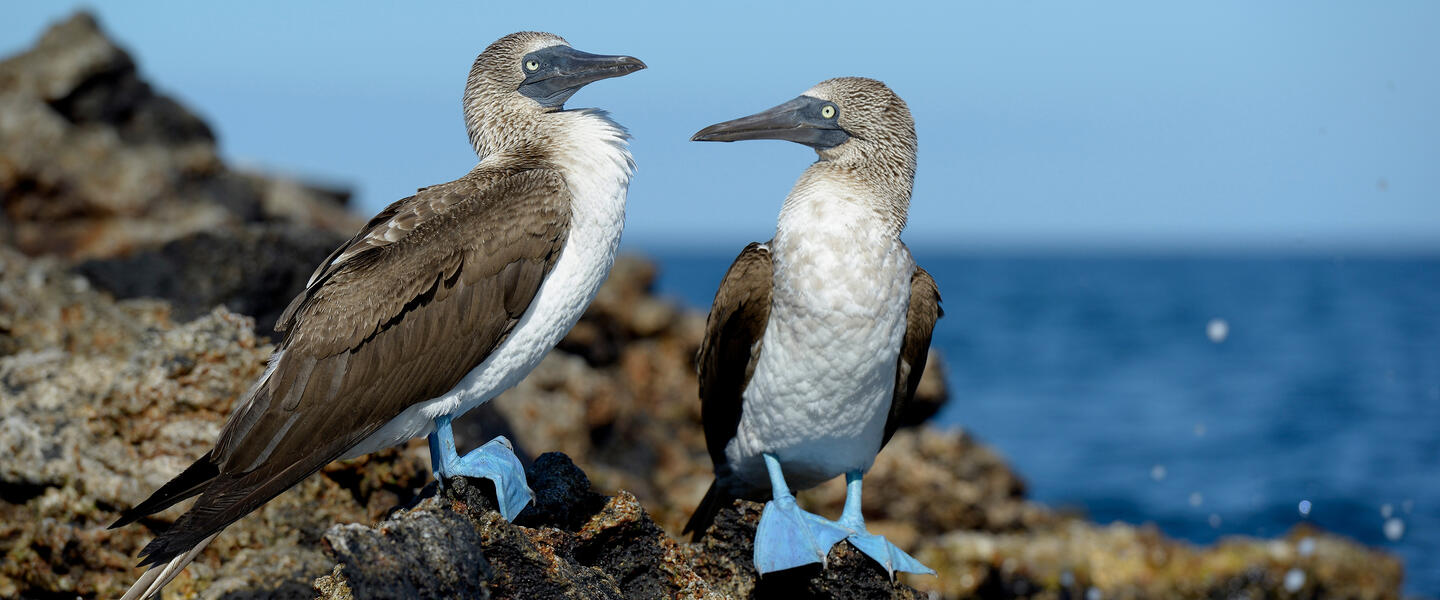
{"left": 752, "top": 453, "right": 853, "bottom": 574}
{"left": 837, "top": 471, "right": 935, "bottom": 578}
{"left": 755, "top": 494, "right": 854, "bottom": 574}
{"left": 842, "top": 528, "right": 935, "bottom": 578}
{"left": 428, "top": 415, "right": 534, "bottom": 521}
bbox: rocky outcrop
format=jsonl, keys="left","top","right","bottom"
{"left": 74, "top": 223, "right": 349, "bottom": 338}
{"left": 0, "top": 11, "right": 1408, "bottom": 600}
{"left": 0, "top": 12, "right": 358, "bottom": 261}
{"left": 0, "top": 247, "right": 432, "bottom": 599}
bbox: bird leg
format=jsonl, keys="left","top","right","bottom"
{"left": 836, "top": 471, "right": 935, "bottom": 578}
{"left": 427, "top": 414, "right": 534, "bottom": 521}
{"left": 753, "top": 453, "right": 853, "bottom": 574}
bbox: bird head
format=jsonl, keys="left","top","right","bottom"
{"left": 463, "top": 32, "right": 645, "bottom": 155}
{"left": 691, "top": 77, "right": 915, "bottom": 166}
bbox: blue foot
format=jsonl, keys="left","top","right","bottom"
{"left": 755, "top": 493, "right": 854, "bottom": 573}
{"left": 428, "top": 415, "right": 534, "bottom": 521}
{"left": 752, "top": 453, "right": 852, "bottom": 574}
{"left": 844, "top": 530, "right": 935, "bottom": 578}
{"left": 837, "top": 471, "right": 935, "bottom": 578}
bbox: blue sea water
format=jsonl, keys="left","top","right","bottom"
{"left": 645, "top": 250, "right": 1439, "bottom": 596}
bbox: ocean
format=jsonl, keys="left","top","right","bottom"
{"left": 645, "top": 250, "right": 1439, "bottom": 596}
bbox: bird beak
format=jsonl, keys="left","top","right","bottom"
{"left": 520, "top": 45, "right": 646, "bottom": 109}
{"left": 691, "top": 95, "right": 850, "bottom": 149}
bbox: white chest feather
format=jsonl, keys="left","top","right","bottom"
{"left": 347, "top": 112, "right": 633, "bottom": 457}
{"left": 726, "top": 180, "right": 914, "bottom": 490}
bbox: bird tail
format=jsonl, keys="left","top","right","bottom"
{"left": 110, "top": 454, "right": 219, "bottom": 529}
{"left": 119, "top": 531, "right": 219, "bottom": 600}
{"left": 682, "top": 479, "right": 736, "bottom": 542}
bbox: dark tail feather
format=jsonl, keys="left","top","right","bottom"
{"left": 110, "top": 454, "right": 218, "bottom": 529}
{"left": 682, "top": 480, "right": 735, "bottom": 542}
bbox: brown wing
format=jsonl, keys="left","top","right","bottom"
{"left": 684, "top": 243, "right": 773, "bottom": 540}
{"left": 881, "top": 266, "right": 943, "bottom": 447}
{"left": 135, "top": 166, "right": 572, "bottom": 566}
{"left": 695, "top": 243, "right": 773, "bottom": 469}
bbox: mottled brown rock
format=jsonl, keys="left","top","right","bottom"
{"left": 0, "top": 247, "right": 430, "bottom": 599}
{"left": 910, "top": 521, "right": 1405, "bottom": 600}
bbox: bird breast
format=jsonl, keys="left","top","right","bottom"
{"left": 727, "top": 183, "right": 914, "bottom": 491}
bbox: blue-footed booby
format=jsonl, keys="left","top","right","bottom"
{"left": 683, "top": 77, "right": 942, "bottom": 577}
{"left": 111, "top": 32, "right": 643, "bottom": 599}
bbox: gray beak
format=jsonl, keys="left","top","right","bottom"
{"left": 691, "top": 95, "right": 849, "bottom": 149}
{"left": 519, "top": 45, "right": 646, "bottom": 109}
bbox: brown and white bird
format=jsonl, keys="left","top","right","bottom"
{"left": 684, "top": 77, "right": 941, "bottom": 577}
{"left": 111, "top": 31, "right": 643, "bottom": 599}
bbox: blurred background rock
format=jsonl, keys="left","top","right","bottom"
{"left": 0, "top": 13, "right": 1409, "bottom": 600}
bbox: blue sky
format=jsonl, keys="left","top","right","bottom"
{"left": 5, "top": 2, "right": 1437, "bottom": 252}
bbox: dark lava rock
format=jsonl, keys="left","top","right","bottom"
{"left": 513, "top": 453, "right": 608, "bottom": 532}
{"left": 323, "top": 508, "right": 494, "bottom": 599}
{"left": 75, "top": 223, "right": 349, "bottom": 338}
{"left": 317, "top": 452, "right": 720, "bottom": 600}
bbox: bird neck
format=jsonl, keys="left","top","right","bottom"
{"left": 463, "top": 92, "right": 545, "bottom": 161}
{"left": 777, "top": 156, "right": 913, "bottom": 241}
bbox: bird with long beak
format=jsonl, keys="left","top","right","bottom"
{"left": 684, "top": 77, "right": 941, "bottom": 577}
{"left": 111, "top": 32, "right": 644, "bottom": 599}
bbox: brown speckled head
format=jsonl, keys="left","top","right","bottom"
{"left": 692, "top": 77, "right": 919, "bottom": 231}
{"left": 461, "top": 32, "right": 644, "bottom": 158}
{"left": 798, "top": 78, "right": 918, "bottom": 232}
{"left": 801, "top": 77, "right": 916, "bottom": 170}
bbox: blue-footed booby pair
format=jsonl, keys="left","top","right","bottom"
{"left": 683, "top": 78, "right": 942, "bottom": 577}
{"left": 112, "top": 32, "right": 643, "bottom": 599}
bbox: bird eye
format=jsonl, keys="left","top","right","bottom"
{"left": 821, "top": 105, "right": 836, "bottom": 119}
{"left": 525, "top": 60, "right": 540, "bottom": 71}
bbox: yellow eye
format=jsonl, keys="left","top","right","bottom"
{"left": 821, "top": 105, "right": 836, "bottom": 119}
{"left": 525, "top": 60, "right": 540, "bottom": 71}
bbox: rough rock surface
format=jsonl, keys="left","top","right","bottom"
{"left": 0, "top": 247, "right": 431, "bottom": 599}
{"left": 0, "top": 11, "right": 1409, "bottom": 600}
{"left": 316, "top": 454, "right": 922, "bottom": 600}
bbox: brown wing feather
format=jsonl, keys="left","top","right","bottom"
{"left": 695, "top": 243, "right": 773, "bottom": 468}
{"left": 881, "top": 266, "right": 943, "bottom": 447}
{"left": 136, "top": 166, "right": 572, "bottom": 566}
{"left": 684, "top": 243, "right": 773, "bottom": 540}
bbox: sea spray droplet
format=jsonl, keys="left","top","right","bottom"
{"left": 1298, "top": 500, "right": 1312, "bottom": 516}
{"left": 1151, "top": 464, "right": 1167, "bottom": 481}
{"left": 1381, "top": 503, "right": 1393, "bottom": 518}
{"left": 1283, "top": 568, "right": 1306, "bottom": 592}
{"left": 1209, "top": 513, "right": 1222, "bottom": 528}
{"left": 1189, "top": 492, "right": 1204, "bottom": 507}
{"left": 1297, "top": 537, "right": 1316, "bottom": 557}
{"left": 1384, "top": 518, "right": 1405, "bottom": 541}
{"left": 1086, "top": 588, "right": 1103, "bottom": 600}
{"left": 1193, "top": 422, "right": 1206, "bottom": 437}
{"left": 1206, "top": 318, "right": 1229, "bottom": 343}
